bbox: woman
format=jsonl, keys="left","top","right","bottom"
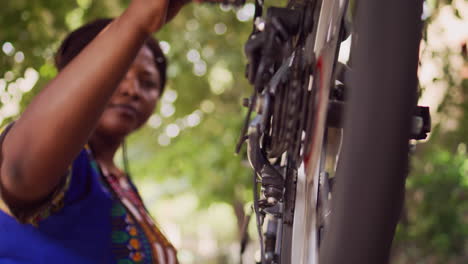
{"left": 0, "top": 0, "right": 198, "bottom": 263}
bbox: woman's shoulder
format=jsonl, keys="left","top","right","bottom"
{"left": 0, "top": 141, "right": 106, "bottom": 226}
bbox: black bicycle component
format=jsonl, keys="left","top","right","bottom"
{"left": 326, "top": 101, "right": 432, "bottom": 136}
{"left": 264, "top": 218, "right": 279, "bottom": 264}
{"left": 261, "top": 165, "right": 285, "bottom": 204}
{"left": 335, "top": 62, "right": 351, "bottom": 85}
{"left": 328, "top": 81, "right": 346, "bottom": 128}
{"left": 245, "top": 8, "right": 303, "bottom": 92}
{"left": 279, "top": 160, "right": 297, "bottom": 264}
{"left": 327, "top": 100, "right": 345, "bottom": 128}
{"left": 239, "top": 0, "right": 321, "bottom": 263}
{"left": 411, "top": 106, "right": 431, "bottom": 140}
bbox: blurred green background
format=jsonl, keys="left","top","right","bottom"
{"left": 0, "top": 0, "right": 466, "bottom": 263}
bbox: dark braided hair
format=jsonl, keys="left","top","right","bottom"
{"left": 54, "top": 18, "right": 167, "bottom": 94}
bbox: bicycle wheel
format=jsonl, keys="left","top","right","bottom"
{"left": 316, "top": 0, "right": 424, "bottom": 263}
{"left": 238, "top": 0, "right": 424, "bottom": 263}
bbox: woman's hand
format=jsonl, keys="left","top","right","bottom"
{"left": 125, "top": 0, "right": 169, "bottom": 35}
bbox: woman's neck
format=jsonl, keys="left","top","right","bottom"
{"left": 88, "top": 132, "right": 124, "bottom": 176}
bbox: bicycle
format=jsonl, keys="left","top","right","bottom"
{"left": 233, "top": 0, "right": 432, "bottom": 263}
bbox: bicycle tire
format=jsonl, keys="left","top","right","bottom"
{"left": 318, "top": 0, "right": 424, "bottom": 264}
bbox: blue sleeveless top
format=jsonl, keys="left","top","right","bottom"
{"left": 0, "top": 130, "right": 177, "bottom": 264}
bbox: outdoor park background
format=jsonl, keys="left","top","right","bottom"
{"left": 0, "top": 0, "right": 466, "bottom": 263}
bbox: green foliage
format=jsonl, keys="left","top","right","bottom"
{"left": 0, "top": 0, "right": 125, "bottom": 124}
{"left": 127, "top": 109, "right": 252, "bottom": 207}
{"left": 396, "top": 147, "right": 468, "bottom": 261}
{"left": 391, "top": 1, "right": 468, "bottom": 262}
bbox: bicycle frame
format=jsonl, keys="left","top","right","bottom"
{"left": 240, "top": 0, "right": 349, "bottom": 262}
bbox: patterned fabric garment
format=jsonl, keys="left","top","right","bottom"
{"left": 0, "top": 124, "right": 177, "bottom": 264}
{"left": 88, "top": 148, "right": 178, "bottom": 264}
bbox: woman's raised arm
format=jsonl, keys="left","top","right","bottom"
{"left": 0, "top": 0, "right": 172, "bottom": 207}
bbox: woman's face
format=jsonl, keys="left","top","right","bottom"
{"left": 95, "top": 45, "right": 161, "bottom": 138}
